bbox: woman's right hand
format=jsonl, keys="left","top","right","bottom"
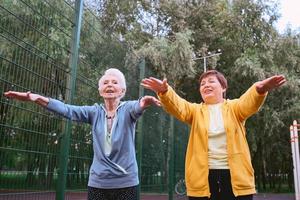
{"left": 4, "top": 91, "right": 34, "bottom": 101}
{"left": 141, "top": 77, "right": 169, "bottom": 94}
{"left": 4, "top": 91, "right": 49, "bottom": 106}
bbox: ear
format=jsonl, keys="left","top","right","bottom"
{"left": 99, "top": 90, "right": 104, "bottom": 97}
{"left": 98, "top": 86, "right": 104, "bottom": 96}
{"left": 222, "top": 87, "right": 227, "bottom": 98}
{"left": 118, "top": 88, "right": 125, "bottom": 97}
{"left": 117, "top": 89, "right": 126, "bottom": 99}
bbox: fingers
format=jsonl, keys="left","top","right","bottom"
{"left": 162, "top": 78, "right": 168, "bottom": 87}
{"left": 277, "top": 79, "right": 286, "bottom": 87}
{"left": 141, "top": 77, "right": 162, "bottom": 87}
{"left": 272, "top": 75, "right": 286, "bottom": 87}
{"left": 3, "top": 91, "right": 32, "bottom": 101}
{"left": 155, "top": 101, "right": 162, "bottom": 107}
{"left": 4, "top": 91, "right": 14, "bottom": 98}
{"left": 141, "top": 77, "right": 168, "bottom": 94}
{"left": 149, "top": 77, "right": 163, "bottom": 83}
{"left": 148, "top": 96, "right": 161, "bottom": 105}
{"left": 274, "top": 75, "right": 285, "bottom": 83}
{"left": 273, "top": 75, "right": 285, "bottom": 81}
{"left": 144, "top": 96, "right": 161, "bottom": 107}
{"left": 140, "top": 83, "right": 152, "bottom": 90}
{"left": 142, "top": 77, "right": 164, "bottom": 84}
{"left": 264, "top": 75, "right": 287, "bottom": 91}
{"left": 141, "top": 78, "right": 153, "bottom": 85}
{"left": 141, "top": 78, "right": 155, "bottom": 89}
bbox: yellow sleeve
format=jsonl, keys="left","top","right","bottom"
{"left": 233, "top": 84, "right": 267, "bottom": 122}
{"left": 158, "top": 86, "right": 196, "bottom": 125}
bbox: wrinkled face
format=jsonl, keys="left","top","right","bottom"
{"left": 98, "top": 74, "right": 125, "bottom": 99}
{"left": 199, "top": 75, "right": 226, "bottom": 104}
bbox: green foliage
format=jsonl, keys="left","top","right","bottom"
{"left": 1, "top": 0, "right": 300, "bottom": 195}
{"left": 133, "top": 30, "right": 195, "bottom": 87}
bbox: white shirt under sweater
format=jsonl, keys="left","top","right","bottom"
{"left": 104, "top": 117, "right": 115, "bottom": 156}
{"left": 207, "top": 103, "right": 229, "bottom": 169}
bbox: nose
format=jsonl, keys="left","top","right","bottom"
{"left": 107, "top": 81, "right": 113, "bottom": 86}
{"left": 204, "top": 84, "right": 211, "bottom": 89}
{"left": 201, "top": 83, "right": 210, "bottom": 89}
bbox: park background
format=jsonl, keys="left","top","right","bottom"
{"left": 0, "top": 0, "right": 299, "bottom": 199}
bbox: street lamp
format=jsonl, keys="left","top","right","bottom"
{"left": 193, "top": 49, "right": 222, "bottom": 72}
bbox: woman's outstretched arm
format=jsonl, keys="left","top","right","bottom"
{"left": 234, "top": 75, "right": 287, "bottom": 121}
{"left": 141, "top": 77, "right": 195, "bottom": 124}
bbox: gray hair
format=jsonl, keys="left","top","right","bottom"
{"left": 98, "top": 68, "right": 127, "bottom": 98}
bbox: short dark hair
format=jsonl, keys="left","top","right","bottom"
{"left": 198, "top": 70, "right": 228, "bottom": 98}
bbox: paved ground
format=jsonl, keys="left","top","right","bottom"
{"left": 141, "top": 193, "right": 295, "bottom": 200}
{"left": 254, "top": 193, "right": 294, "bottom": 200}
{"left": 0, "top": 191, "right": 295, "bottom": 200}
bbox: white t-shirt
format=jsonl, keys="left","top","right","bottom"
{"left": 207, "top": 103, "right": 229, "bottom": 169}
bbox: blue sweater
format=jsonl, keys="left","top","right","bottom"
{"left": 47, "top": 99, "right": 144, "bottom": 188}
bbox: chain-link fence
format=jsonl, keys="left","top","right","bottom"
{"left": 0, "top": 0, "right": 189, "bottom": 199}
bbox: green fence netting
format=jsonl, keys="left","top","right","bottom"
{"left": 0, "top": 0, "right": 189, "bottom": 199}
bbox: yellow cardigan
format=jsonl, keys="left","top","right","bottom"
{"left": 158, "top": 84, "right": 267, "bottom": 197}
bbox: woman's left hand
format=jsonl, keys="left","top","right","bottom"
{"left": 140, "top": 96, "right": 161, "bottom": 109}
{"left": 255, "top": 75, "right": 286, "bottom": 94}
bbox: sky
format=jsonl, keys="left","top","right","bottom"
{"left": 276, "top": 0, "right": 300, "bottom": 33}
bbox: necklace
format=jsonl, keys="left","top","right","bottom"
{"left": 106, "top": 114, "right": 115, "bottom": 119}
{"left": 106, "top": 113, "right": 115, "bottom": 135}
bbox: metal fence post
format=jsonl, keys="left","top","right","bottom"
{"left": 137, "top": 58, "right": 145, "bottom": 200}
{"left": 168, "top": 117, "right": 175, "bottom": 200}
{"left": 292, "top": 120, "right": 300, "bottom": 200}
{"left": 56, "top": 0, "right": 83, "bottom": 199}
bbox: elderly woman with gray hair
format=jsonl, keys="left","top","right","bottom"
{"left": 4, "top": 68, "right": 160, "bottom": 200}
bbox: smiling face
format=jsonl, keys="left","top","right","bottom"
{"left": 199, "top": 73, "right": 227, "bottom": 104}
{"left": 98, "top": 74, "right": 125, "bottom": 100}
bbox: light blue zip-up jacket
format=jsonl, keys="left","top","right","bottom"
{"left": 47, "top": 98, "right": 143, "bottom": 188}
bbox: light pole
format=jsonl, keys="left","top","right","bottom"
{"left": 193, "top": 49, "right": 222, "bottom": 72}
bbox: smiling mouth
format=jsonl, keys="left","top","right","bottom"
{"left": 204, "top": 89, "right": 213, "bottom": 94}
{"left": 105, "top": 89, "right": 115, "bottom": 93}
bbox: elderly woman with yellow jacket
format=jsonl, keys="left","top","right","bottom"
{"left": 141, "top": 70, "right": 286, "bottom": 200}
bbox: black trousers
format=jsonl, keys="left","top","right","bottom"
{"left": 188, "top": 169, "right": 253, "bottom": 200}
{"left": 87, "top": 185, "right": 138, "bottom": 200}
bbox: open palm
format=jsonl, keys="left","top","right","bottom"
{"left": 4, "top": 91, "right": 41, "bottom": 102}
{"left": 256, "top": 75, "right": 286, "bottom": 94}
{"left": 141, "top": 77, "right": 168, "bottom": 94}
